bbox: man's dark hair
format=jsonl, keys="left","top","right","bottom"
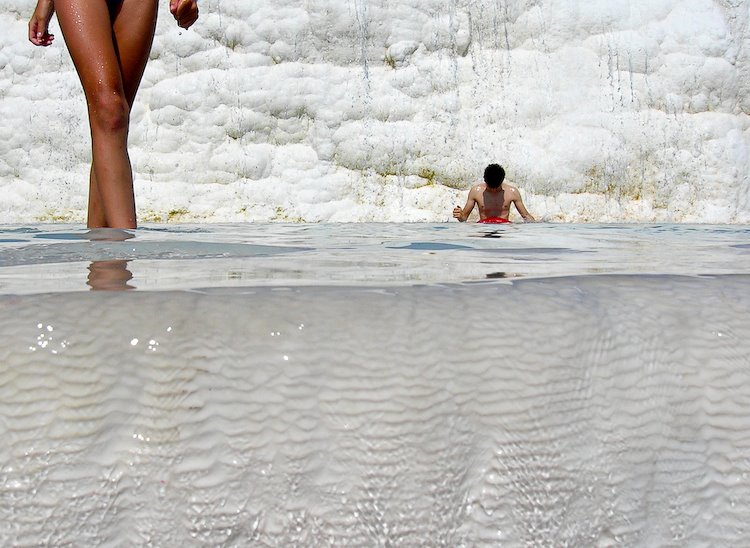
{"left": 484, "top": 164, "right": 505, "bottom": 189}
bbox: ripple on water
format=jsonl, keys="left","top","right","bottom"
{"left": 1, "top": 274, "right": 749, "bottom": 544}
{"left": 2, "top": 223, "right": 750, "bottom": 293}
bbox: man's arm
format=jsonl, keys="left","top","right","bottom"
{"left": 512, "top": 192, "right": 535, "bottom": 222}
{"left": 453, "top": 190, "right": 477, "bottom": 222}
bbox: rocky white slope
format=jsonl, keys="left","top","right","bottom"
{"left": 1, "top": 0, "right": 748, "bottom": 222}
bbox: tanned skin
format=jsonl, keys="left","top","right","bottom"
{"left": 29, "top": 0, "right": 199, "bottom": 228}
{"left": 453, "top": 181, "right": 535, "bottom": 222}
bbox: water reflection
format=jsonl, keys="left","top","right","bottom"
{"left": 87, "top": 260, "right": 134, "bottom": 291}
{"left": 84, "top": 229, "right": 136, "bottom": 290}
{"left": 475, "top": 230, "right": 504, "bottom": 238}
{"left": 84, "top": 228, "right": 135, "bottom": 242}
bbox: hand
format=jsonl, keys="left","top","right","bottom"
{"left": 170, "top": 0, "right": 199, "bottom": 30}
{"left": 28, "top": 0, "right": 55, "bottom": 47}
{"left": 453, "top": 206, "right": 463, "bottom": 221}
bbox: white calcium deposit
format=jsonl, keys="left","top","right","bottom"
{"left": 1, "top": 0, "right": 749, "bottom": 223}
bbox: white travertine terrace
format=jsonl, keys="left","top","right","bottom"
{"left": 1, "top": 0, "right": 748, "bottom": 222}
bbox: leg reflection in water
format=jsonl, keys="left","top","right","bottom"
{"left": 87, "top": 260, "right": 134, "bottom": 291}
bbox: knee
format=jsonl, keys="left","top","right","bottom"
{"left": 88, "top": 89, "right": 130, "bottom": 133}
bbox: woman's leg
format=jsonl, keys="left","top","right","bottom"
{"left": 88, "top": 0, "right": 158, "bottom": 228}
{"left": 55, "top": 0, "right": 157, "bottom": 228}
{"left": 111, "top": 0, "right": 158, "bottom": 101}
{"left": 87, "top": 165, "right": 106, "bottom": 227}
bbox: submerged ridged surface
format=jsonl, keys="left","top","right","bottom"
{"left": 2, "top": 274, "right": 749, "bottom": 546}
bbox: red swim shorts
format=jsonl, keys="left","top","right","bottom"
{"left": 477, "top": 217, "right": 511, "bottom": 224}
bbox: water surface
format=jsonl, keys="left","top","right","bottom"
{"left": 1, "top": 223, "right": 749, "bottom": 546}
{"left": 1, "top": 223, "right": 748, "bottom": 292}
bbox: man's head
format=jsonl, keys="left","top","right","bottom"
{"left": 484, "top": 164, "right": 505, "bottom": 189}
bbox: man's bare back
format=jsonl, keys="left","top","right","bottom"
{"left": 453, "top": 179, "right": 535, "bottom": 223}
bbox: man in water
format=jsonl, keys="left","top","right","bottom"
{"left": 453, "top": 164, "right": 535, "bottom": 222}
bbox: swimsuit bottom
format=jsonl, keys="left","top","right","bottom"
{"left": 477, "top": 217, "right": 511, "bottom": 224}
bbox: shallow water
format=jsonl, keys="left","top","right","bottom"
{"left": 1, "top": 223, "right": 749, "bottom": 292}
{"left": 1, "top": 223, "right": 750, "bottom": 546}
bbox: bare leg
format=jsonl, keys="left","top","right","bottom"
{"left": 89, "top": 0, "right": 158, "bottom": 228}
{"left": 87, "top": 165, "right": 106, "bottom": 228}
{"left": 55, "top": 0, "right": 157, "bottom": 229}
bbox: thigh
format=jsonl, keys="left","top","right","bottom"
{"left": 111, "top": 0, "right": 159, "bottom": 104}
{"left": 54, "top": 0, "right": 124, "bottom": 99}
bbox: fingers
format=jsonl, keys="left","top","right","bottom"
{"left": 172, "top": 0, "right": 199, "bottom": 30}
{"left": 28, "top": 19, "right": 40, "bottom": 44}
{"left": 28, "top": 18, "right": 55, "bottom": 47}
{"left": 28, "top": 1, "right": 56, "bottom": 47}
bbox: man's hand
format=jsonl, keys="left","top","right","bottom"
{"left": 453, "top": 206, "right": 465, "bottom": 222}
{"left": 170, "top": 0, "right": 199, "bottom": 30}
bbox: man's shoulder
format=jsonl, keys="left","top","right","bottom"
{"left": 470, "top": 183, "right": 486, "bottom": 193}
{"left": 502, "top": 183, "right": 521, "bottom": 195}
